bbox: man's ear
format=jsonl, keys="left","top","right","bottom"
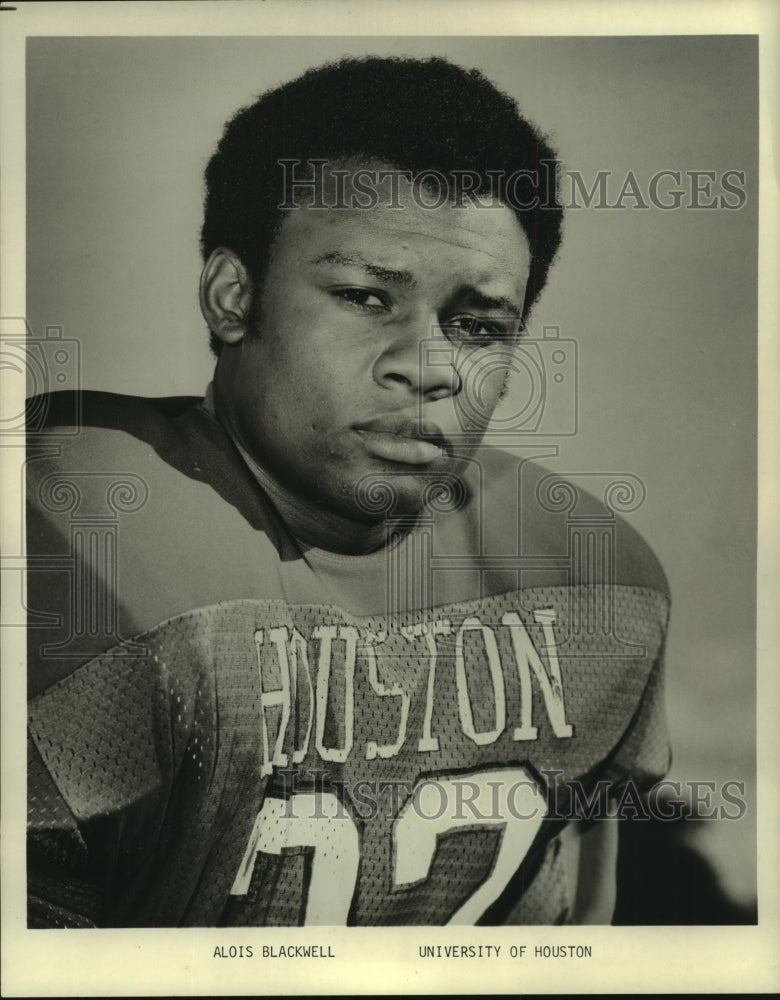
{"left": 199, "top": 248, "right": 254, "bottom": 346}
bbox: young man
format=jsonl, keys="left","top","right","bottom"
{"left": 26, "top": 56, "right": 670, "bottom": 927}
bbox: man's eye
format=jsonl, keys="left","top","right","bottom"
{"left": 442, "top": 315, "right": 525, "bottom": 345}
{"left": 330, "top": 287, "right": 387, "bottom": 312}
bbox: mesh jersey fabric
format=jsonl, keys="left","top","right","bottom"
{"left": 26, "top": 391, "right": 671, "bottom": 927}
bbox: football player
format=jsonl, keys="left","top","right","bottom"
{"left": 27, "top": 56, "right": 670, "bottom": 927}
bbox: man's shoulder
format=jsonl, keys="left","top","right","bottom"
{"left": 25, "top": 388, "right": 283, "bottom": 549}
{"left": 465, "top": 444, "right": 669, "bottom": 597}
{"left": 27, "top": 389, "right": 202, "bottom": 438}
{"left": 25, "top": 389, "right": 220, "bottom": 474}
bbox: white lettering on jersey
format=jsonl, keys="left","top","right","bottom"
{"left": 255, "top": 626, "right": 315, "bottom": 776}
{"left": 288, "top": 627, "right": 314, "bottom": 764}
{"left": 503, "top": 609, "right": 574, "bottom": 739}
{"left": 454, "top": 617, "right": 506, "bottom": 746}
{"left": 313, "top": 624, "right": 357, "bottom": 763}
{"left": 394, "top": 768, "right": 547, "bottom": 923}
{"left": 254, "top": 611, "right": 572, "bottom": 773}
{"left": 232, "top": 768, "right": 547, "bottom": 925}
{"left": 413, "top": 619, "right": 452, "bottom": 753}
{"left": 364, "top": 636, "right": 410, "bottom": 760}
{"left": 231, "top": 793, "right": 359, "bottom": 924}
{"left": 254, "top": 628, "right": 290, "bottom": 776}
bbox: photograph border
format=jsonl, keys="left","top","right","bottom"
{"left": 1, "top": 1, "right": 778, "bottom": 996}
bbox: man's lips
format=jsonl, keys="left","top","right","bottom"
{"left": 353, "top": 415, "right": 451, "bottom": 466}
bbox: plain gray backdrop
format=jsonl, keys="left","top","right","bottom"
{"left": 26, "top": 35, "right": 758, "bottom": 907}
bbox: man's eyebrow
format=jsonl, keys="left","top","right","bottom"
{"left": 453, "top": 285, "right": 522, "bottom": 318}
{"left": 310, "top": 251, "right": 416, "bottom": 288}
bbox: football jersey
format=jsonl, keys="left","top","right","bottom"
{"left": 26, "top": 390, "right": 671, "bottom": 928}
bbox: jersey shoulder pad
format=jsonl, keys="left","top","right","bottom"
{"left": 469, "top": 446, "right": 669, "bottom": 597}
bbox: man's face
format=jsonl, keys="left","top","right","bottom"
{"left": 219, "top": 167, "right": 531, "bottom": 522}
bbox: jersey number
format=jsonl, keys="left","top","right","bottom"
{"left": 231, "top": 767, "right": 546, "bottom": 924}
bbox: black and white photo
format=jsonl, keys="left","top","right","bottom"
{"left": 1, "top": 3, "right": 776, "bottom": 996}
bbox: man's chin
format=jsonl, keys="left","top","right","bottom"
{"left": 350, "top": 464, "right": 469, "bottom": 522}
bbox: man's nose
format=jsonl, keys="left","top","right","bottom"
{"left": 371, "top": 316, "right": 461, "bottom": 400}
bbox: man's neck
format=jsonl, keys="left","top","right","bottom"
{"left": 208, "top": 383, "right": 402, "bottom": 556}
{"left": 235, "top": 441, "right": 396, "bottom": 555}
